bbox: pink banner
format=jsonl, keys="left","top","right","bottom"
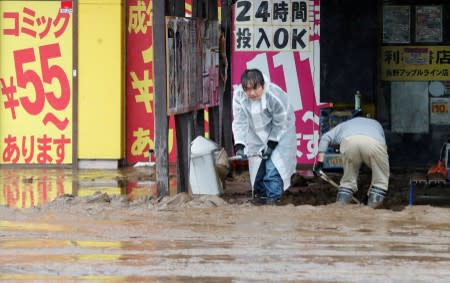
{"left": 232, "top": 0, "right": 321, "bottom": 165}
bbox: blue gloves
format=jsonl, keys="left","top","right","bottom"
{"left": 261, "top": 140, "right": 278, "bottom": 160}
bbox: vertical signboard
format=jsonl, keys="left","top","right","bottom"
{"left": 203, "top": 20, "right": 220, "bottom": 108}
{"left": 0, "top": 1, "right": 73, "bottom": 164}
{"left": 166, "top": 17, "right": 219, "bottom": 115}
{"left": 126, "top": 0, "right": 176, "bottom": 164}
{"left": 232, "top": 0, "right": 321, "bottom": 165}
{"left": 166, "top": 17, "right": 204, "bottom": 115}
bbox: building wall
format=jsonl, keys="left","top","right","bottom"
{"left": 320, "top": 0, "right": 378, "bottom": 105}
{"left": 78, "top": 0, "right": 125, "bottom": 159}
{"left": 321, "top": 0, "right": 450, "bottom": 167}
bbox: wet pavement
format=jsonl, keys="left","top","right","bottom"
{"left": 1, "top": 164, "right": 449, "bottom": 209}
{"left": 1, "top": 165, "right": 450, "bottom": 282}
{"left": 0, "top": 166, "right": 161, "bottom": 209}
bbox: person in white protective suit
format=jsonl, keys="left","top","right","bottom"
{"left": 232, "top": 69, "right": 297, "bottom": 205}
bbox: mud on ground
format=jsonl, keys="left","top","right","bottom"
{"left": 2, "top": 167, "right": 450, "bottom": 282}
{"left": 224, "top": 167, "right": 443, "bottom": 211}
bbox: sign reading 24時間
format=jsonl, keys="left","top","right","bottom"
{"left": 232, "top": 0, "right": 321, "bottom": 164}
{"left": 0, "top": 1, "right": 73, "bottom": 164}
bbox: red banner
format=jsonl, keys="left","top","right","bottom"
{"left": 126, "top": 0, "right": 154, "bottom": 164}
{"left": 126, "top": 0, "right": 176, "bottom": 164}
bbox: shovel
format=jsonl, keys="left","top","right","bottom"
{"left": 228, "top": 152, "right": 261, "bottom": 161}
{"left": 317, "top": 169, "right": 360, "bottom": 205}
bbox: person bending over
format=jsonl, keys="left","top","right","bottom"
{"left": 314, "top": 115, "right": 390, "bottom": 208}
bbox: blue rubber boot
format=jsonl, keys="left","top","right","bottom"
{"left": 367, "top": 186, "right": 386, "bottom": 208}
{"left": 336, "top": 187, "right": 353, "bottom": 204}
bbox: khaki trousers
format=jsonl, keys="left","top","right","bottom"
{"left": 340, "top": 135, "right": 390, "bottom": 192}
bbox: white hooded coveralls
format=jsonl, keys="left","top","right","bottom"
{"left": 232, "top": 79, "right": 297, "bottom": 191}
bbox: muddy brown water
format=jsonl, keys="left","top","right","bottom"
{"left": 1, "top": 167, "right": 450, "bottom": 282}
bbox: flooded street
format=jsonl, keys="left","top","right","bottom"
{"left": 1, "top": 167, "right": 450, "bottom": 282}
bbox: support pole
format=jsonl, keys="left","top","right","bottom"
{"left": 175, "top": 113, "right": 194, "bottom": 193}
{"left": 221, "top": 0, "right": 233, "bottom": 155}
{"left": 408, "top": 179, "right": 415, "bottom": 206}
{"left": 153, "top": 0, "right": 169, "bottom": 196}
{"left": 173, "top": 0, "right": 189, "bottom": 193}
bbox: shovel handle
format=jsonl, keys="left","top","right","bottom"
{"left": 228, "top": 152, "right": 261, "bottom": 161}
{"left": 319, "top": 171, "right": 343, "bottom": 190}
{"left": 319, "top": 170, "right": 361, "bottom": 205}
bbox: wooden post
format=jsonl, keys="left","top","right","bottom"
{"left": 192, "top": 0, "right": 219, "bottom": 143}
{"left": 220, "top": 0, "right": 233, "bottom": 155}
{"left": 153, "top": 0, "right": 169, "bottom": 196}
{"left": 175, "top": 113, "right": 194, "bottom": 193}
{"left": 192, "top": 0, "right": 205, "bottom": 140}
{"left": 171, "top": 0, "right": 191, "bottom": 193}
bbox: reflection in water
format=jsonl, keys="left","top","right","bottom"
{"left": 2, "top": 203, "right": 450, "bottom": 281}
{"left": 0, "top": 167, "right": 177, "bottom": 208}
{"left": 0, "top": 238, "right": 122, "bottom": 249}
{"left": 0, "top": 234, "right": 236, "bottom": 282}
{"left": 0, "top": 169, "right": 69, "bottom": 209}
{"left": 0, "top": 220, "right": 66, "bottom": 232}
{"left": 0, "top": 274, "right": 233, "bottom": 282}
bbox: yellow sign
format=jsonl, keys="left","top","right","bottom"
{"left": 324, "top": 153, "right": 343, "bottom": 169}
{"left": 431, "top": 102, "right": 448, "bottom": 113}
{"left": 0, "top": 1, "right": 73, "bottom": 164}
{"left": 430, "top": 97, "right": 450, "bottom": 125}
{"left": 381, "top": 46, "right": 450, "bottom": 81}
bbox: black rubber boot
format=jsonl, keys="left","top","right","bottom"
{"left": 336, "top": 187, "right": 353, "bottom": 204}
{"left": 367, "top": 186, "right": 386, "bottom": 208}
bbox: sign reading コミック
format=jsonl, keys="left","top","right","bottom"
{"left": 0, "top": 1, "right": 73, "bottom": 164}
